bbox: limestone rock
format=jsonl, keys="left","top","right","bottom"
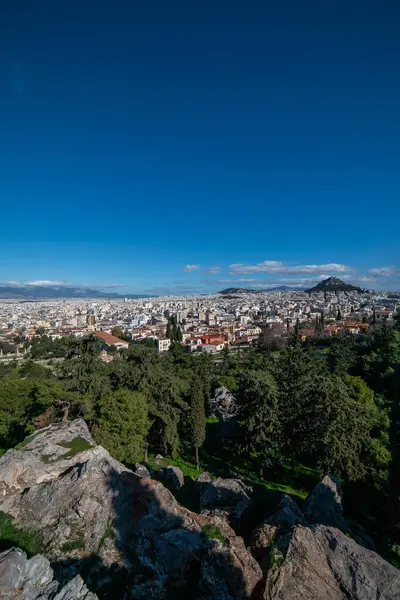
{"left": 212, "top": 387, "right": 239, "bottom": 422}
{"left": 0, "top": 420, "right": 132, "bottom": 561}
{"left": 133, "top": 462, "right": 152, "bottom": 478}
{"left": 199, "top": 536, "right": 263, "bottom": 600}
{"left": 250, "top": 494, "right": 306, "bottom": 573}
{"left": 303, "top": 474, "right": 345, "bottom": 529}
{"left": 197, "top": 471, "right": 212, "bottom": 483}
{"left": 163, "top": 465, "right": 185, "bottom": 489}
{"left": 199, "top": 478, "right": 251, "bottom": 523}
{"left": 266, "top": 525, "right": 400, "bottom": 600}
{"left": 0, "top": 547, "right": 96, "bottom": 600}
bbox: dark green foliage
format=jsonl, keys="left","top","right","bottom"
{"left": 328, "top": 335, "right": 356, "bottom": 375}
{"left": 0, "top": 379, "right": 69, "bottom": 448}
{"left": 201, "top": 524, "right": 225, "bottom": 544}
{"left": 92, "top": 389, "right": 150, "bottom": 464}
{"left": 60, "top": 335, "right": 110, "bottom": 399}
{"left": 190, "top": 378, "right": 206, "bottom": 468}
{"left": 0, "top": 511, "right": 43, "bottom": 556}
{"left": 236, "top": 370, "right": 281, "bottom": 473}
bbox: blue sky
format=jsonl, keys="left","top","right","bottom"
{"left": 0, "top": 0, "right": 399, "bottom": 294}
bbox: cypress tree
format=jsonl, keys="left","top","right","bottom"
{"left": 190, "top": 378, "right": 206, "bottom": 469}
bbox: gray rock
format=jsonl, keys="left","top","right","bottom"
{"left": 266, "top": 525, "right": 400, "bottom": 600}
{"left": 163, "top": 465, "right": 185, "bottom": 489}
{"left": 211, "top": 387, "right": 238, "bottom": 422}
{"left": 133, "top": 462, "right": 152, "bottom": 478}
{"left": 197, "top": 471, "right": 212, "bottom": 483}
{"left": 54, "top": 575, "right": 97, "bottom": 599}
{"left": 303, "top": 473, "right": 345, "bottom": 529}
{"left": 0, "top": 547, "right": 96, "bottom": 600}
{"left": 250, "top": 494, "right": 306, "bottom": 573}
{"left": 303, "top": 474, "right": 375, "bottom": 549}
{"left": 199, "top": 536, "right": 263, "bottom": 600}
{"left": 199, "top": 478, "right": 251, "bottom": 523}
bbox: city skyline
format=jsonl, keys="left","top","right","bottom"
{"left": 1, "top": 2, "right": 399, "bottom": 294}
{"left": 0, "top": 259, "right": 399, "bottom": 295}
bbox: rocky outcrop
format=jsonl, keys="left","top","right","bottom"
{"left": 133, "top": 462, "right": 152, "bottom": 478}
{"left": 303, "top": 473, "right": 374, "bottom": 549}
{"left": 0, "top": 547, "right": 97, "bottom": 599}
{"left": 163, "top": 465, "right": 185, "bottom": 489}
{"left": 212, "top": 387, "right": 239, "bottom": 422}
{"left": 265, "top": 525, "right": 400, "bottom": 600}
{"left": 250, "top": 494, "right": 306, "bottom": 572}
{"left": 211, "top": 388, "right": 239, "bottom": 445}
{"left": 199, "top": 478, "right": 251, "bottom": 524}
{"left": 303, "top": 474, "right": 345, "bottom": 528}
{"left": 0, "top": 420, "right": 262, "bottom": 600}
{"left": 197, "top": 471, "right": 212, "bottom": 483}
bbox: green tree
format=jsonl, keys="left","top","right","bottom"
{"left": 336, "top": 308, "right": 342, "bottom": 321}
{"left": 236, "top": 369, "right": 281, "bottom": 476}
{"left": 327, "top": 335, "right": 356, "bottom": 375}
{"left": 60, "top": 336, "right": 110, "bottom": 399}
{"left": 92, "top": 389, "right": 150, "bottom": 464}
{"left": 176, "top": 326, "right": 183, "bottom": 343}
{"left": 189, "top": 378, "right": 206, "bottom": 469}
{"left": 278, "top": 341, "right": 320, "bottom": 467}
{"left": 0, "top": 379, "right": 68, "bottom": 447}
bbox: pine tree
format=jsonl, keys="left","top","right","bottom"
{"left": 190, "top": 378, "right": 206, "bottom": 469}
{"left": 166, "top": 321, "right": 172, "bottom": 340}
{"left": 176, "top": 326, "right": 183, "bottom": 343}
{"left": 236, "top": 369, "right": 281, "bottom": 477}
{"left": 336, "top": 308, "right": 342, "bottom": 321}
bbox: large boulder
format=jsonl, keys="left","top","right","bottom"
{"left": 199, "top": 478, "right": 251, "bottom": 523}
{"left": 212, "top": 387, "right": 239, "bottom": 422}
{"left": 199, "top": 536, "right": 263, "bottom": 600}
{"left": 303, "top": 474, "right": 345, "bottom": 529}
{"left": 0, "top": 421, "right": 262, "bottom": 600}
{"left": 250, "top": 494, "right": 306, "bottom": 573}
{"left": 163, "top": 465, "right": 185, "bottom": 489}
{"left": 265, "top": 525, "right": 400, "bottom": 600}
{"left": 303, "top": 474, "right": 374, "bottom": 549}
{"left": 211, "top": 388, "right": 239, "bottom": 444}
{"left": 0, "top": 547, "right": 97, "bottom": 599}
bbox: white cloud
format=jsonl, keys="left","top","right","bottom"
{"left": 26, "top": 280, "right": 67, "bottom": 286}
{"left": 368, "top": 266, "right": 398, "bottom": 278}
{"left": 183, "top": 264, "right": 202, "bottom": 272}
{"left": 229, "top": 261, "right": 352, "bottom": 275}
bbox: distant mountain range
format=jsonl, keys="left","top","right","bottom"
{"left": 306, "top": 277, "right": 363, "bottom": 293}
{"left": 0, "top": 284, "right": 150, "bottom": 300}
{"left": 217, "top": 285, "right": 302, "bottom": 294}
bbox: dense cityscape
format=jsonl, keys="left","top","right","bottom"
{"left": 0, "top": 278, "right": 398, "bottom": 357}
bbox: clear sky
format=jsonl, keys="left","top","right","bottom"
{"left": 1, "top": 0, "right": 399, "bottom": 294}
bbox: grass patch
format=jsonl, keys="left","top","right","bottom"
{"left": 57, "top": 437, "right": 93, "bottom": 459}
{"left": 206, "top": 416, "right": 219, "bottom": 424}
{"left": 15, "top": 433, "right": 37, "bottom": 450}
{"left": 0, "top": 449, "right": 6, "bottom": 457}
{"left": 269, "top": 546, "right": 285, "bottom": 568}
{"left": 202, "top": 524, "right": 225, "bottom": 544}
{"left": 99, "top": 522, "right": 115, "bottom": 549}
{"left": 61, "top": 536, "right": 85, "bottom": 553}
{"left": 0, "top": 511, "right": 43, "bottom": 556}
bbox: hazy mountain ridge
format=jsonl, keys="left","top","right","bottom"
{"left": 0, "top": 285, "right": 149, "bottom": 300}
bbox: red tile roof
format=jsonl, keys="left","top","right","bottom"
{"left": 93, "top": 331, "right": 129, "bottom": 346}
